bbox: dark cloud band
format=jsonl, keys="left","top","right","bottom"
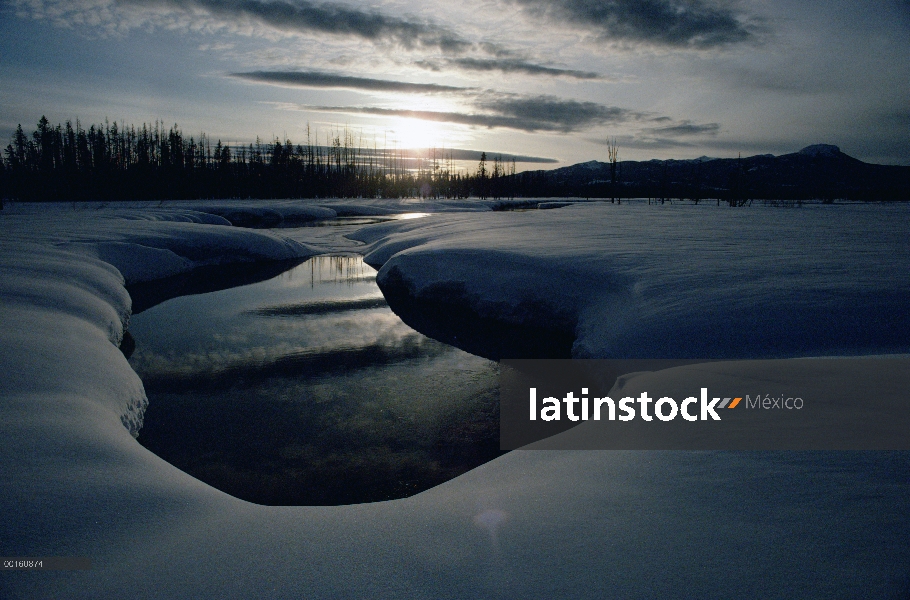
{"left": 476, "top": 95, "right": 634, "bottom": 131}
{"left": 433, "top": 58, "right": 601, "bottom": 79}
{"left": 425, "top": 149, "right": 558, "bottom": 163}
{"left": 308, "top": 94, "right": 639, "bottom": 133}
{"left": 129, "top": 0, "right": 472, "bottom": 52}
{"left": 232, "top": 71, "right": 470, "bottom": 93}
{"left": 510, "top": 0, "right": 753, "bottom": 48}
{"left": 645, "top": 121, "right": 720, "bottom": 136}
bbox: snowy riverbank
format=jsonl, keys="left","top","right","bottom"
{"left": 2, "top": 199, "right": 909, "bottom": 598}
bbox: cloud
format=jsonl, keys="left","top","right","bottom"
{"left": 603, "top": 134, "right": 795, "bottom": 155}
{"left": 207, "top": 0, "right": 467, "bottom": 51}
{"left": 198, "top": 42, "right": 236, "bottom": 52}
{"left": 427, "top": 149, "right": 558, "bottom": 163}
{"left": 306, "top": 105, "right": 537, "bottom": 130}
{"left": 231, "top": 70, "right": 471, "bottom": 93}
{"left": 605, "top": 136, "right": 698, "bottom": 150}
{"left": 294, "top": 93, "right": 641, "bottom": 133}
{"left": 509, "top": 0, "right": 753, "bottom": 48}
{"left": 476, "top": 94, "right": 636, "bottom": 131}
{"left": 644, "top": 120, "right": 720, "bottom": 136}
{"left": 720, "top": 66, "right": 839, "bottom": 96}
{"left": 38, "top": 0, "right": 475, "bottom": 54}
{"left": 417, "top": 58, "right": 601, "bottom": 79}
{"left": 590, "top": 118, "right": 722, "bottom": 151}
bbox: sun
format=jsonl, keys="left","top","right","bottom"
{"left": 383, "top": 117, "right": 450, "bottom": 150}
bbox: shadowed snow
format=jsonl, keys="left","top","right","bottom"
{"left": 2, "top": 199, "right": 909, "bottom": 598}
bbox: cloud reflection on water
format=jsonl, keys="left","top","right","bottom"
{"left": 249, "top": 295, "right": 387, "bottom": 317}
{"left": 127, "top": 254, "right": 503, "bottom": 505}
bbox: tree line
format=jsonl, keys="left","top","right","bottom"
{"left": 0, "top": 117, "right": 521, "bottom": 202}
{"left": 6, "top": 116, "right": 902, "bottom": 205}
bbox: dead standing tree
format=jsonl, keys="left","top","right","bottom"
{"left": 607, "top": 137, "right": 620, "bottom": 204}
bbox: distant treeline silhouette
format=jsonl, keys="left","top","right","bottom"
{"left": 0, "top": 117, "right": 521, "bottom": 202}
{"left": 3, "top": 117, "right": 906, "bottom": 204}
{"left": 516, "top": 147, "right": 910, "bottom": 203}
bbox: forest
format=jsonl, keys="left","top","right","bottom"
{"left": 2, "top": 117, "right": 907, "bottom": 203}
{"left": 0, "top": 117, "right": 522, "bottom": 202}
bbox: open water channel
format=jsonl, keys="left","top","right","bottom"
{"left": 126, "top": 243, "right": 502, "bottom": 506}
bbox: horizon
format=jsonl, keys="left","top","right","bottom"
{"left": 1, "top": 1, "right": 909, "bottom": 168}
{"left": 5, "top": 115, "right": 891, "bottom": 176}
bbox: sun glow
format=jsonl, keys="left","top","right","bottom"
{"left": 382, "top": 117, "right": 451, "bottom": 150}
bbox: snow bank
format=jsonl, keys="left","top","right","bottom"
{"left": 183, "top": 201, "right": 337, "bottom": 227}
{"left": 0, "top": 204, "right": 319, "bottom": 440}
{"left": 1, "top": 204, "right": 320, "bottom": 283}
{"left": 63, "top": 220, "right": 316, "bottom": 283}
{"left": 2, "top": 200, "right": 909, "bottom": 598}
{"left": 356, "top": 203, "right": 910, "bottom": 359}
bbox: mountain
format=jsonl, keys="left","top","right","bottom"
{"left": 516, "top": 146, "right": 909, "bottom": 201}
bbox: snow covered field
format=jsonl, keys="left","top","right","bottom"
{"left": 2, "top": 199, "right": 909, "bottom": 598}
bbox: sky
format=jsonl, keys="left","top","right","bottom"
{"left": 1, "top": 0, "right": 908, "bottom": 167}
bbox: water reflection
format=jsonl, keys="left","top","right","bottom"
{"left": 293, "top": 213, "right": 428, "bottom": 227}
{"left": 128, "top": 255, "right": 502, "bottom": 506}
{"left": 249, "top": 296, "right": 387, "bottom": 317}
{"left": 294, "top": 216, "right": 392, "bottom": 228}
{"left": 127, "top": 259, "right": 306, "bottom": 315}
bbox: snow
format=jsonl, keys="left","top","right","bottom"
{"left": 2, "top": 200, "right": 909, "bottom": 598}
{"left": 183, "top": 201, "right": 337, "bottom": 227}
{"left": 0, "top": 203, "right": 320, "bottom": 283}
{"left": 356, "top": 203, "right": 910, "bottom": 359}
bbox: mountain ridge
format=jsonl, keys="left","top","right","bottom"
{"left": 516, "top": 145, "right": 909, "bottom": 201}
